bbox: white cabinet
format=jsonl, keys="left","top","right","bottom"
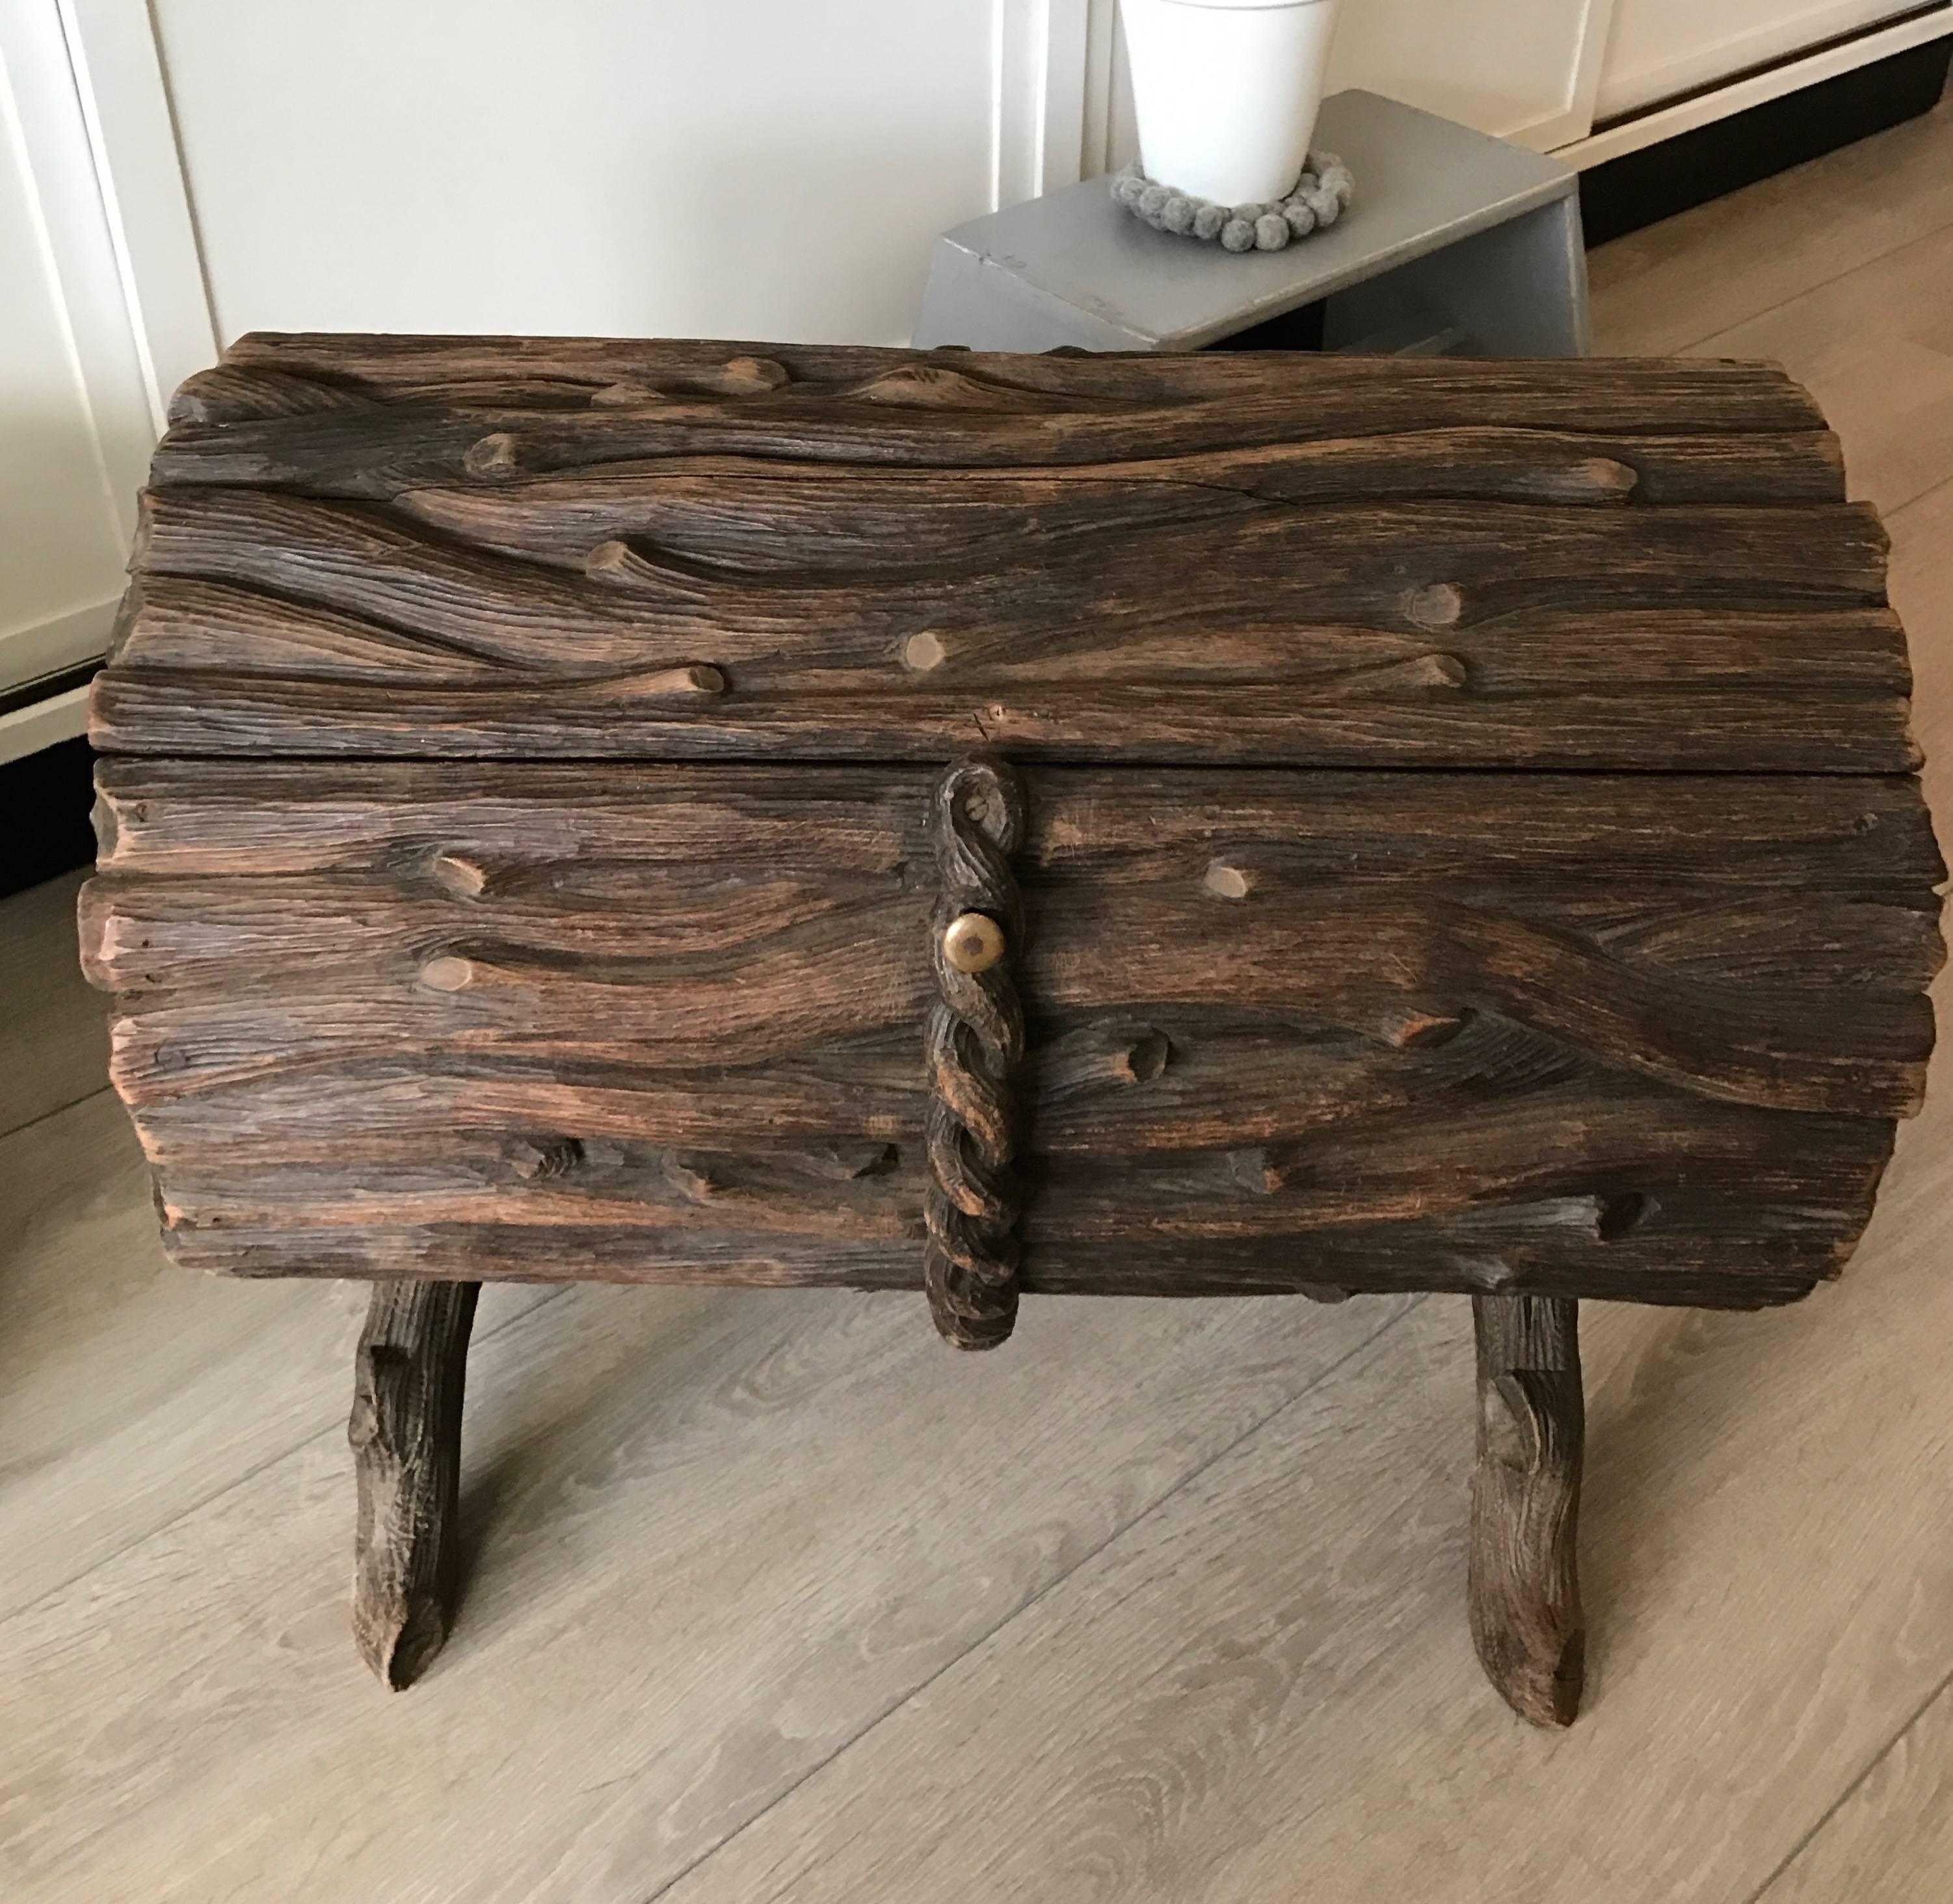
{"left": 1597, "top": 0, "right": 1922, "bottom": 120}
{"left": 1097, "top": 0, "right": 1617, "bottom": 163}
{"left": 147, "top": 0, "right": 1018, "bottom": 347}
{"left": 1323, "top": 0, "right": 1615, "bottom": 150}
{"left": 0, "top": 0, "right": 207, "bottom": 757}
{"left": 0, "top": 123, "right": 127, "bottom": 696}
{"left": 1095, "top": 0, "right": 1952, "bottom": 177}
{"left": 0, "top": 7, "right": 144, "bottom": 717}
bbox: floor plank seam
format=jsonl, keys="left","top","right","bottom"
{"left": 1740, "top": 1654, "right": 1953, "bottom": 1904}
{"left": 1655, "top": 195, "right": 1953, "bottom": 360}
{"left": 0, "top": 1281, "right": 574, "bottom": 1631}
{"left": 0, "top": 1081, "right": 111, "bottom": 1152}
{"left": 635, "top": 1291, "right": 1431, "bottom": 1904}
{"left": 1886, "top": 464, "right": 1953, "bottom": 529}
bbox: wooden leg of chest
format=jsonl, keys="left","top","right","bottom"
{"left": 1467, "top": 1293, "right": 1586, "bottom": 1726}
{"left": 349, "top": 1280, "right": 481, "bottom": 1689}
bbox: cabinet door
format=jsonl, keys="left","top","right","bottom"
{"left": 1597, "top": 0, "right": 1921, "bottom": 120}
{"left": 1099, "top": 0, "right": 1619, "bottom": 163}
{"left": 1324, "top": 0, "right": 1617, "bottom": 150}
{"left": 0, "top": 3, "right": 159, "bottom": 722}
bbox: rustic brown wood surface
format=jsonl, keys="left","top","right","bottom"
{"left": 23, "top": 149, "right": 1953, "bottom": 1871}
{"left": 80, "top": 757, "right": 1941, "bottom": 1308}
{"left": 349, "top": 1278, "right": 478, "bottom": 1689}
{"left": 75, "top": 334, "right": 1943, "bottom": 1713}
{"left": 921, "top": 758, "right": 1029, "bottom": 1350}
{"left": 89, "top": 341, "right": 1916, "bottom": 771}
{"left": 1469, "top": 1293, "right": 1585, "bottom": 1726}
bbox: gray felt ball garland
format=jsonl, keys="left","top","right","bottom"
{"left": 1112, "top": 152, "right": 1355, "bottom": 252}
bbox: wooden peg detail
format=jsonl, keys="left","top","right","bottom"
{"left": 1468, "top": 1293, "right": 1586, "bottom": 1726}
{"left": 1225, "top": 1146, "right": 1286, "bottom": 1195}
{"left": 581, "top": 538, "right": 665, "bottom": 585}
{"left": 1407, "top": 582, "right": 1465, "bottom": 629}
{"left": 902, "top": 631, "right": 949, "bottom": 672}
{"left": 429, "top": 853, "right": 488, "bottom": 899}
{"left": 923, "top": 756, "right": 1028, "bottom": 1351}
{"left": 418, "top": 955, "right": 475, "bottom": 992}
{"left": 845, "top": 364, "right": 1061, "bottom": 410}
{"left": 1398, "top": 652, "right": 1469, "bottom": 689}
{"left": 1203, "top": 861, "right": 1255, "bottom": 900}
{"left": 1379, "top": 1006, "right": 1470, "bottom": 1050}
{"left": 715, "top": 355, "right": 790, "bottom": 395}
{"left": 462, "top": 432, "right": 519, "bottom": 479}
{"left": 1117, "top": 1026, "right": 1172, "bottom": 1084}
{"left": 595, "top": 664, "right": 726, "bottom": 700}
{"left": 350, "top": 1279, "right": 480, "bottom": 1689}
{"left": 589, "top": 380, "right": 667, "bottom": 408}
{"left": 1572, "top": 455, "right": 1640, "bottom": 500}
{"left": 942, "top": 910, "right": 1006, "bottom": 974}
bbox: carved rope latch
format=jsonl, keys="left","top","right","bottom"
{"left": 922, "top": 756, "right": 1028, "bottom": 1350}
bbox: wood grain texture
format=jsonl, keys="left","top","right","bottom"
{"left": 0, "top": 1086, "right": 555, "bottom": 1623}
{"left": 1681, "top": 220, "right": 1953, "bottom": 518}
{"left": 9, "top": 1092, "right": 1953, "bottom": 1904}
{"left": 643, "top": 1107, "right": 1953, "bottom": 1904}
{"left": 1894, "top": 473, "right": 1953, "bottom": 814}
{"left": 91, "top": 756, "right": 1943, "bottom": 880}
{"left": 89, "top": 341, "right": 1915, "bottom": 770}
{"left": 10, "top": 129, "right": 1953, "bottom": 1904}
{"left": 349, "top": 1281, "right": 479, "bottom": 1688}
{"left": 1468, "top": 1293, "right": 1584, "bottom": 1727}
{"left": 199, "top": 332, "right": 1833, "bottom": 417}
{"left": 921, "top": 758, "right": 1028, "bottom": 1349}
{"left": 77, "top": 756, "right": 1939, "bottom": 1308}
{"left": 1759, "top": 1673, "right": 1953, "bottom": 1903}
{"left": 0, "top": 1276, "right": 1419, "bottom": 1903}
{"left": 1589, "top": 93, "right": 1953, "bottom": 358}
{"left": 0, "top": 871, "right": 109, "bottom": 1141}
{"left": 1738, "top": 473, "right": 1953, "bottom": 1904}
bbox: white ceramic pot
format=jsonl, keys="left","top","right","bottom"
{"left": 1121, "top": 0, "right": 1344, "bottom": 206}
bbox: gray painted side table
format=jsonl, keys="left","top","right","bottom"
{"left": 913, "top": 89, "right": 1589, "bottom": 358}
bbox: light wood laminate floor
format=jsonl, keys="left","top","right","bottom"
{"left": 5, "top": 98, "right": 1953, "bottom": 1903}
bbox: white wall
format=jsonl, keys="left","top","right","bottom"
{"left": 151, "top": 0, "right": 1020, "bottom": 347}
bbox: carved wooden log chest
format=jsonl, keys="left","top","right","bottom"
{"left": 81, "top": 334, "right": 1943, "bottom": 1720}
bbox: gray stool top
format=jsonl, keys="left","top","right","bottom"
{"left": 914, "top": 89, "right": 1575, "bottom": 353}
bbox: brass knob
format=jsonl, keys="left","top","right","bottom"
{"left": 942, "top": 910, "right": 1006, "bottom": 975}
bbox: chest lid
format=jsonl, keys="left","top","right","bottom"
{"left": 91, "top": 333, "right": 1913, "bottom": 773}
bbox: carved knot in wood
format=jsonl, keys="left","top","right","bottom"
{"left": 923, "top": 755, "right": 1028, "bottom": 1351}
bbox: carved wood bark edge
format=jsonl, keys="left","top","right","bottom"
{"left": 923, "top": 757, "right": 1028, "bottom": 1349}
{"left": 1468, "top": 1293, "right": 1585, "bottom": 1726}
{"left": 80, "top": 760, "right": 1941, "bottom": 1306}
{"left": 349, "top": 1278, "right": 479, "bottom": 1687}
{"left": 92, "top": 339, "right": 1920, "bottom": 773}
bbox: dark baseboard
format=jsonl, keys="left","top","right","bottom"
{"left": 1581, "top": 29, "right": 1953, "bottom": 247}
{"left": 1, "top": 735, "right": 98, "bottom": 903}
